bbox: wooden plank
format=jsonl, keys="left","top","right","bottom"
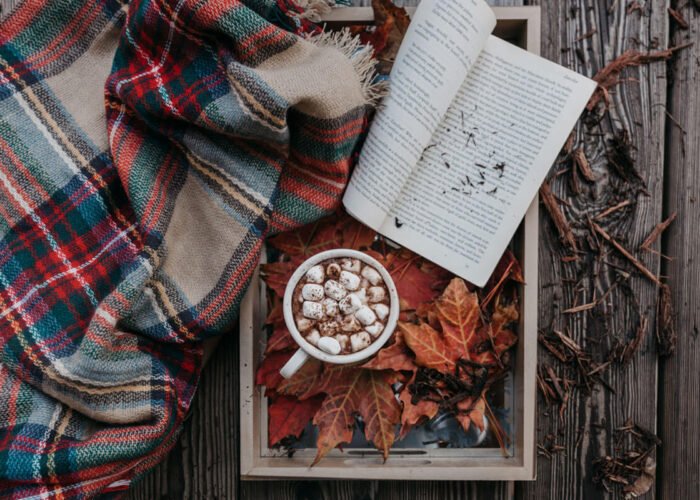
{"left": 518, "top": 0, "right": 669, "bottom": 499}
{"left": 129, "top": 333, "right": 240, "bottom": 499}
{"left": 660, "top": 3, "right": 700, "bottom": 498}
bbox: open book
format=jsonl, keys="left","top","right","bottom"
{"left": 343, "top": 0, "right": 597, "bottom": 287}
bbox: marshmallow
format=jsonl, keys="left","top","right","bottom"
{"left": 350, "top": 331, "right": 372, "bottom": 352}
{"left": 355, "top": 306, "right": 377, "bottom": 326}
{"left": 302, "top": 283, "right": 325, "bottom": 301}
{"left": 341, "top": 258, "right": 361, "bottom": 274}
{"left": 361, "top": 266, "right": 382, "bottom": 286}
{"left": 322, "top": 298, "right": 339, "bottom": 317}
{"left": 319, "top": 320, "right": 340, "bottom": 337}
{"left": 339, "top": 293, "right": 362, "bottom": 315}
{"left": 302, "top": 301, "right": 323, "bottom": 320}
{"left": 296, "top": 292, "right": 304, "bottom": 303}
{"left": 296, "top": 316, "right": 315, "bottom": 332}
{"left": 365, "top": 322, "right": 384, "bottom": 338}
{"left": 318, "top": 336, "right": 342, "bottom": 355}
{"left": 360, "top": 278, "right": 370, "bottom": 290}
{"left": 340, "top": 315, "right": 362, "bottom": 333}
{"left": 367, "top": 286, "right": 386, "bottom": 303}
{"left": 339, "top": 270, "right": 361, "bottom": 291}
{"left": 305, "top": 264, "right": 325, "bottom": 284}
{"left": 324, "top": 280, "right": 347, "bottom": 301}
{"left": 305, "top": 329, "right": 321, "bottom": 346}
{"left": 372, "top": 303, "right": 390, "bottom": 321}
{"left": 335, "top": 334, "right": 349, "bottom": 351}
{"left": 355, "top": 288, "right": 368, "bottom": 305}
{"left": 326, "top": 262, "right": 341, "bottom": 278}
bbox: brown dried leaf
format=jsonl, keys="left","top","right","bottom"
{"left": 398, "top": 373, "right": 439, "bottom": 438}
{"left": 623, "top": 457, "right": 656, "bottom": 498}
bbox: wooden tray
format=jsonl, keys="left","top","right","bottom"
{"left": 240, "top": 6, "right": 539, "bottom": 481}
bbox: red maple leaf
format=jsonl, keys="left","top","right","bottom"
{"left": 267, "top": 213, "right": 376, "bottom": 264}
{"left": 255, "top": 351, "right": 293, "bottom": 393}
{"left": 380, "top": 249, "right": 452, "bottom": 312}
{"left": 268, "top": 395, "right": 324, "bottom": 446}
{"left": 361, "top": 329, "right": 416, "bottom": 372}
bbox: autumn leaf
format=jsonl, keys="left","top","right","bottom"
{"left": 311, "top": 367, "right": 400, "bottom": 465}
{"left": 268, "top": 395, "right": 324, "bottom": 446}
{"left": 260, "top": 260, "right": 296, "bottom": 297}
{"left": 277, "top": 358, "right": 326, "bottom": 400}
{"left": 384, "top": 250, "right": 452, "bottom": 311}
{"left": 361, "top": 330, "right": 416, "bottom": 372}
{"left": 455, "top": 396, "right": 486, "bottom": 434}
{"left": 265, "top": 322, "right": 296, "bottom": 354}
{"left": 398, "top": 373, "right": 439, "bottom": 438}
{"left": 369, "top": 0, "right": 411, "bottom": 74}
{"left": 434, "top": 278, "right": 482, "bottom": 359}
{"left": 262, "top": 298, "right": 296, "bottom": 354}
{"left": 255, "top": 351, "right": 293, "bottom": 392}
{"left": 267, "top": 213, "right": 375, "bottom": 263}
{"left": 480, "top": 297, "right": 519, "bottom": 367}
{"left": 350, "top": 13, "right": 394, "bottom": 55}
{"left": 400, "top": 322, "right": 455, "bottom": 372}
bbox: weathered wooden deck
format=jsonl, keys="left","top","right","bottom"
{"left": 130, "top": 0, "right": 699, "bottom": 498}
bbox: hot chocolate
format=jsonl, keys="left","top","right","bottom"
{"left": 292, "top": 257, "right": 391, "bottom": 355}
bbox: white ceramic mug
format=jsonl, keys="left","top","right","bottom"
{"left": 279, "top": 249, "right": 400, "bottom": 379}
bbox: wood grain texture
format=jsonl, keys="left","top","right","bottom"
{"left": 518, "top": 0, "right": 669, "bottom": 499}
{"left": 659, "top": 2, "right": 700, "bottom": 498}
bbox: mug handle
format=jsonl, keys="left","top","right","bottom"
{"left": 279, "top": 348, "right": 310, "bottom": 379}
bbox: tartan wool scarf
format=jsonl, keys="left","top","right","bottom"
{"left": 0, "top": 0, "right": 377, "bottom": 496}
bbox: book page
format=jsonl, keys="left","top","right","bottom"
{"left": 378, "top": 35, "right": 597, "bottom": 286}
{"left": 343, "top": 0, "right": 496, "bottom": 229}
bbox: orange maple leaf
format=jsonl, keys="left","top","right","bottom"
{"left": 434, "top": 278, "right": 482, "bottom": 360}
{"left": 311, "top": 367, "right": 400, "bottom": 465}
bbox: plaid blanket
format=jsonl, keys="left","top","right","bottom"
{"left": 0, "top": 0, "right": 376, "bottom": 496}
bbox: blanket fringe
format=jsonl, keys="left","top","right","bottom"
{"left": 306, "top": 29, "right": 388, "bottom": 107}
{"left": 290, "top": 0, "right": 336, "bottom": 22}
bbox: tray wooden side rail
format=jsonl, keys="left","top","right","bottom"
{"left": 239, "top": 7, "right": 540, "bottom": 481}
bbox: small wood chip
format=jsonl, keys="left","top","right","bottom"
{"left": 594, "top": 200, "right": 633, "bottom": 220}
{"left": 591, "top": 222, "right": 661, "bottom": 285}
{"left": 572, "top": 148, "right": 596, "bottom": 182}
{"left": 656, "top": 284, "right": 676, "bottom": 357}
{"left": 641, "top": 212, "right": 677, "bottom": 252}
{"left": 541, "top": 180, "right": 578, "bottom": 251}
{"left": 668, "top": 7, "right": 689, "bottom": 29}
